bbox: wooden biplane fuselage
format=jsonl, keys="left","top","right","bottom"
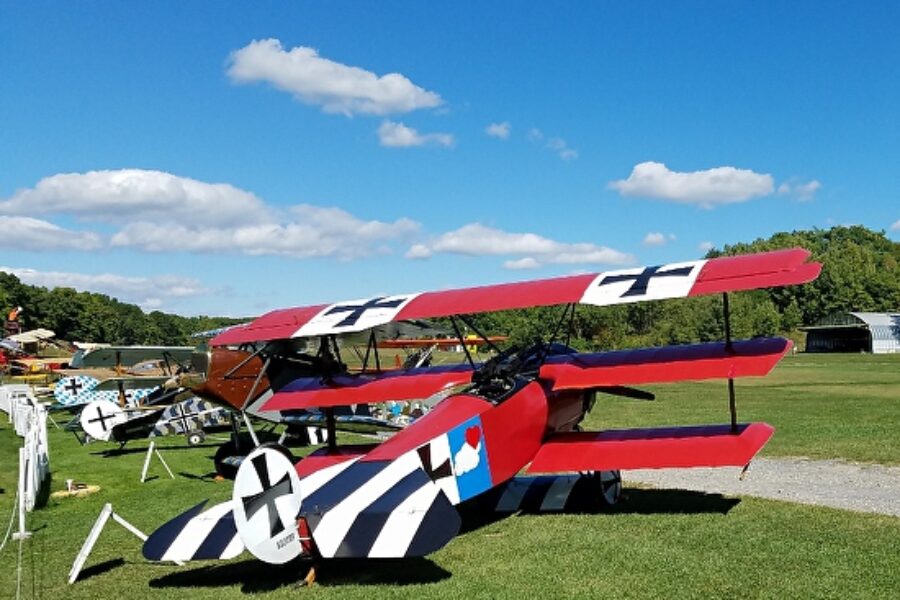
{"left": 143, "top": 248, "right": 820, "bottom": 569}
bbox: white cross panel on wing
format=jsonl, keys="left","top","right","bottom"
{"left": 292, "top": 293, "right": 421, "bottom": 337}
{"left": 580, "top": 260, "right": 706, "bottom": 306}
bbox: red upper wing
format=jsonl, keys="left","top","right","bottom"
{"left": 213, "top": 248, "right": 820, "bottom": 346}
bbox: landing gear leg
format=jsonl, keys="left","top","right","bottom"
{"left": 302, "top": 563, "right": 317, "bottom": 587}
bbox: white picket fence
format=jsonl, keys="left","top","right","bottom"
{"left": 1, "top": 385, "right": 51, "bottom": 513}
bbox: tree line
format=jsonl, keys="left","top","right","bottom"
{"left": 1, "top": 225, "right": 897, "bottom": 348}
{"left": 0, "top": 275, "right": 244, "bottom": 346}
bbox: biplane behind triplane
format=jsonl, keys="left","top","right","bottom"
{"left": 143, "top": 248, "right": 821, "bottom": 580}
{"left": 56, "top": 345, "right": 230, "bottom": 446}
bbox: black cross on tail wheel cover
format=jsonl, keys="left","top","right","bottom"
{"left": 232, "top": 446, "right": 304, "bottom": 564}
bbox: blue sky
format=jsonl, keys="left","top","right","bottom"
{"left": 1, "top": 2, "right": 898, "bottom": 317}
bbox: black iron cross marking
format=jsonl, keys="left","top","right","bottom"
{"left": 65, "top": 378, "right": 84, "bottom": 396}
{"left": 88, "top": 405, "right": 116, "bottom": 432}
{"left": 597, "top": 265, "right": 695, "bottom": 298}
{"left": 169, "top": 402, "right": 200, "bottom": 433}
{"left": 324, "top": 296, "right": 407, "bottom": 328}
{"left": 241, "top": 453, "right": 294, "bottom": 538}
{"left": 417, "top": 445, "right": 452, "bottom": 481}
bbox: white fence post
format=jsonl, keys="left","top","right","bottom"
{"left": 12, "top": 448, "right": 31, "bottom": 540}
{"left": 1, "top": 385, "right": 51, "bottom": 523}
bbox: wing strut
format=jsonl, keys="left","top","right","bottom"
{"left": 539, "top": 303, "right": 576, "bottom": 365}
{"left": 449, "top": 316, "right": 476, "bottom": 369}
{"left": 458, "top": 315, "right": 504, "bottom": 354}
{"left": 361, "top": 330, "right": 382, "bottom": 374}
{"left": 324, "top": 407, "right": 337, "bottom": 453}
{"left": 223, "top": 343, "right": 267, "bottom": 380}
{"left": 723, "top": 292, "right": 738, "bottom": 433}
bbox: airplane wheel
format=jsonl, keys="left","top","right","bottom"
{"left": 598, "top": 470, "right": 622, "bottom": 505}
{"left": 214, "top": 437, "right": 294, "bottom": 480}
{"left": 186, "top": 430, "right": 206, "bottom": 446}
{"left": 214, "top": 438, "right": 246, "bottom": 479}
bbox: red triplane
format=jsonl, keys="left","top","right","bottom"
{"left": 144, "top": 248, "right": 820, "bottom": 576}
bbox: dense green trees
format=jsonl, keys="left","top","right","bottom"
{"left": 0, "top": 272, "right": 243, "bottom": 345}
{"left": 2, "top": 226, "right": 897, "bottom": 348}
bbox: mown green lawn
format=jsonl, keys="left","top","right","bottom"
{"left": 1, "top": 353, "right": 899, "bottom": 598}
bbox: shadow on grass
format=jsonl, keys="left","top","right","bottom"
{"left": 78, "top": 558, "right": 125, "bottom": 581}
{"left": 613, "top": 487, "right": 740, "bottom": 515}
{"left": 458, "top": 486, "right": 740, "bottom": 534}
{"left": 149, "top": 557, "right": 450, "bottom": 591}
{"left": 92, "top": 443, "right": 221, "bottom": 457}
{"left": 177, "top": 471, "right": 221, "bottom": 482}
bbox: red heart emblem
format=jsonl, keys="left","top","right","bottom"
{"left": 465, "top": 425, "right": 481, "bottom": 448}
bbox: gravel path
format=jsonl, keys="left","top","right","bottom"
{"left": 624, "top": 457, "right": 900, "bottom": 517}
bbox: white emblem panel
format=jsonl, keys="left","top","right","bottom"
{"left": 580, "top": 260, "right": 706, "bottom": 306}
{"left": 293, "top": 293, "right": 420, "bottom": 337}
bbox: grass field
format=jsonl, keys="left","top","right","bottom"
{"left": 1, "top": 353, "right": 899, "bottom": 598}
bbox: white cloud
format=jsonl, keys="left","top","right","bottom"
{"left": 405, "top": 243, "right": 433, "bottom": 259}
{"left": 0, "top": 266, "right": 208, "bottom": 310}
{"left": 0, "top": 169, "right": 269, "bottom": 227}
{"left": 111, "top": 205, "right": 419, "bottom": 259}
{"left": 227, "top": 39, "right": 442, "bottom": 116}
{"left": 485, "top": 122, "right": 511, "bottom": 139}
{"left": 409, "top": 223, "right": 634, "bottom": 269}
{"left": 3, "top": 169, "right": 420, "bottom": 260}
{"left": 0, "top": 216, "right": 102, "bottom": 251}
{"left": 609, "top": 161, "right": 774, "bottom": 208}
{"left": 698, "top": 241, "right": 715, "bottom": 252}
{"left": 777, "top": 179, "right": 821, "bottom": 201}
{"left": 526, "top": 129, "right": 576, "bottom": 160}
{"left": 378, "top": 121, "right": 454, "bottom": 148}
{"left": 503, "top": 257, "right": 541, "bottom": 270}
{"left": 547, "top": 137, "right": 578, "bottom": 160}
{"left": 643, "top": 232, "right": 676, "bottom": 247}
{"left": 891, "top": 220, "right": 900, "bottom": 232}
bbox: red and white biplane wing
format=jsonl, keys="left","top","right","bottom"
{"left": 212, "top": 248, "right": 821, "bottom": 346}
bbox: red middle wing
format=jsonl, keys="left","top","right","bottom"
{"left": 261, "top": 364, "right": 474, "bottom": 411}
{"left": 539, "top": 337, "right": 792, "bottom": 391}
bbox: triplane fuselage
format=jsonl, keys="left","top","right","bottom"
{"left": 143, "top": 248, "right": 821, "bottom": 574}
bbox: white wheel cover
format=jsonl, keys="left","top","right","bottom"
{"left": 232, "top": 446, "right": 304, "bottom": 564}
{"left": 79, "top": 400, "right": 126, "bottom": 441}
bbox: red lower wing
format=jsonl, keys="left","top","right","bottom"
{"left": 527, "top": 422, "right": 774, "bottom": 472}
